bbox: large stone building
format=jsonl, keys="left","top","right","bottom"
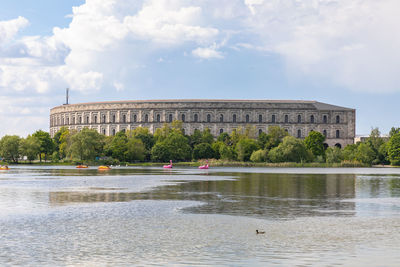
{"left": 50, "top": 99, "right": 355, "bottom": 147}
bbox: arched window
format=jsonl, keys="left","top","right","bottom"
{"left": 112, "top": 115, "right": 116, "bottom": 123}
{"left": 310, "top": 115, "right": 315, "bottom": 123}
{"left": 79, "top": 116, "right": 82, "bottom": 123}
{"left": 323, "top": 115, "right": 327, "bottom": 123}
{"left": 207, "top": 114, "right": 211, "bottom": 122}
{"left": 220, "top": 129, "right": 224, "bottom": 134}
{"left": 297, "top": 115, "right": 301, "bottom": 123}
{"left": 336, "top": 130, "right": 340, "bottom": 138}
{"left": 194, "top": 114, "right": 198, "bottom": 122}
{"left": 66, "top": 117, "right": 69, "bottom": 125}
{"left": 323, "top": 130, "right": 327, "bottom": 137}
{"left": 246, "top": 114, "right": 250, "bottom": 123}
{"left": 72, "top": 117, "right": 75, "bottom": 124}
{"left": 272, "top": 115, "right": 276, "bottom": 123}
{"left": 336, "top": 115, "right": 340, "bottom": 124}
{"left": 297, "top": 129, "right": 302, "bottom": 138}
{"left": 259, "top": 114, "right": 262, "bottom": 123}
{"left": 285, "top": 115, "right": 289, "bottom": 123}
{"left": 122, "top": 114, "right": 126, "bottom": 123}
{"left": 86, "top": 116, "right": 89, "bottom": 124}
{"left": 157, "top": 114, "right": 160, "bottom": 122}
{"left": 133, "top": 114, "right": 137, "bottom": 122}
{"left": 94, "top": 116, "right": 97, "bottom": 123}
{"left": 102, "top": 115, "right": 106, "bottom": 123}
{"left": 169, "top": 114, "right": 173, "bottom": 122}
{"left": 335, "top": 143, "right": 342, "bottom": 149}
{"left": 259, "top": 129, "right": 262, "bottom": 135}
{"left": 102, "top": 129, "right": 106, "bottom": 135}
{"left": 112, "top": 129, "right": 116, "bottom": 136}
{"left": 233, "top": 114, "right": 236, "bottom": 123}
{"left": 145, "top": 114, "right": 149, "bottom": 122}
{"left": 220, "top": 114, "right": 223, "bottom": 122}
{"left": 181, "top": 114, "right": 185, "bottom": 122}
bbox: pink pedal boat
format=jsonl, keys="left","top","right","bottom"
{"left": 163, "top": 160, "right": 173, "bottom": 168}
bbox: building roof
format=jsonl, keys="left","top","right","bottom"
{"left": 51, "top": 99, "right": 354, "bottom": 111}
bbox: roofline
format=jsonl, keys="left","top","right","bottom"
{"left": 50, "top": 99, "right": 354, "bottom": 111}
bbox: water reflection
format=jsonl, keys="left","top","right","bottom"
{"left": 49, "top": 173, "right": 358, "bottom": 219}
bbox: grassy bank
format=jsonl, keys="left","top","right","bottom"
{"left": 2, "top": 160, "right": 374, "bottom": 168}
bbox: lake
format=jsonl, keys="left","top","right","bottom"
{"left": 1, "top": 166, "right": 400, "bottom": 266}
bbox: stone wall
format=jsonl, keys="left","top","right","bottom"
{"left": 50, "top": 100, "right": 355, "bottom": 148}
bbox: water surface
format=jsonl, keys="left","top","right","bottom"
{"left": 1, "top": 166, "right": 400, "bottom": 266}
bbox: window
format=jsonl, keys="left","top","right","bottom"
{"left": 122, "top": 129, "right": 126, "bottom": 133}
{"left": 79, "top": 117, "right": 82, "bottom": 123}
{"left": 133, "top": 114, "right": 137, "bottom": 122}
{"left": 220, "top": 114, "right": 223, "bottom": 122}
{"left": 323, "top": 130, "right": 327, "bottom": 137}
{"left": 72, "top": 117, "right": 75, "bottom": 124}
{"left": 194, "top": 114, "right": 198, "bottom": 122}
{"left": 102, "top": 129, "right": 106, "bottom": 135}
{"left": 112, "top": 115, "right": 116, "bottom": 123}
{"left": 336, "top": 130, "right": 340, "bottom": 138}
{"left": 310, "top": 115, "right": 315, "bottom": 123}
{"left": 297, "top": 129, "right": 302, "bottom": 138}
{"left": 169, "top": 114, "right": 173, "bottom": 122}
{"left": 94, "top": 116, "right": 97, "bottom": 123}
{"left": 112, "top": 129, "right": 116, "bottom": 136}
{"left": 220, "top": 129, "right": 223, "bottom": 134}
{"left": 336, "top": 115, "right": 340, "bottom": 124}
{"left": 182, "top": 114, "right": 185, "bottom": 122}
{"left": 86, "top": 116, "right": 89, "bottom": 124}
{"left": 323, "top": 115, "right": 327, "bottom": 123}
{"left": 123, "top": 114, "right": 126, "bottom": 123}
{"left": 157, "top": 114, "right": 160, "bottom": 122}
{"left": 207, "top": 114, "right": 211, "bottom": 122}
{"left": 102, "top": 115, "right": 106, "bottom": 123}
{"left": 272, "top": 115, "right": 276, "bottom": 123}
{"left": 145, "top": 114, "right": 149, "bottom": 122}
{"left": 297, "top": 115, "right": 301, "bottom": 123}
{"left": 66, "top": 117, "right": 69, "bottom": 125}
{"left": 259, "top": 114, "right": 262, "bottom": 123}
{"left": 233, "top": 114, "right": 236, "bottom": 123}
{"left": 259, "top": 129, "right": 262, "bottom": 135}
{"left": 246, "top": 114, "right": 250, "bottom": 123}
{"left": 61, "top": 118, "right": 64, "bottom": 125}
{"left": 285, "top": 115, "right": 289, "bottom": 123}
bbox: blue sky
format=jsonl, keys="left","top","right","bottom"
{"left": 0, "top": 0, "right": 399, "bottom": 137}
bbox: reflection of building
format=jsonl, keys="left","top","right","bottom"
{"left": 50, "top": 99, "right": 355, "bottom": 147}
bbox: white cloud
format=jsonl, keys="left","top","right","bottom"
{"left": 192, "top": 45, "right": 223, "bottom": 59}
{"left": 243, "top": 0, "right": 400, "bottom": 93}
{"left": 0, "top": 16, "right": 29, "bottom": 44}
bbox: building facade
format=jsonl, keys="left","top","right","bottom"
{"left": 50, "top": 99, "right": 356, "bottom": 147}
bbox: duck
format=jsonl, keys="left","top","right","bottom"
{"left": 256, "top": 230, "right": 265, "bottom": 234}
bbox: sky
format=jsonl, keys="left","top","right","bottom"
{"left": 0, "top": 0, "right": 399, "bottom": 137}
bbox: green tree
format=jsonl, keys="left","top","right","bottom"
{"left": 268, "top": 136, "right": 312, "bottom": 163}
{"left": 325, "top": 147, "right": 343, "bottom": 163}
{"left": 151, "top": 131, "right": 192, "bottom": 162}
{"left": 265, "top": 126, "right": 288, "bottom": 150}
{"left": 211, "top": 141, "right": 224, "bottom": 159}
{"left": 250, "top": 149, "right": 267, "bottom": 162}
{"left": 189, "top": 129, "right": 203, "bottom": 148}
{"left": 304, "top": 131, "right": 326, "bottom": 159}
{"left": 355, "top": 143, "right": 375, "bottom": 165}
{"left": 0, "top": 135, "right": 21, "bottom": 163}
{"left": 193, "top": 143, "right": 214, "bottom": 160}
{"left": 257, "top": 132, "right": 270, "bottom": 149}
{"left": 105, "top": 131, "right": 128, "bottom": 161}
{"left": 126, "top": 137, "right": 146, "bottom": 162}
{"left": 201, "top": 128, "right": 214, "bottom": 144}
{"left": 219, "top": 143, "right": 236, "bottom": 160}
{"left": 127, "top": 127, "right": 155, "bottom": 160}
{"left": 32, "top": 130, "right": 54, "bottom": 162}
{"left": 67, "top": 128, "right": 105, "bottom": 161}
{"left": 389, "top": 127, "right": 400, "bottom": 138}
{"left": 20, "top": 135, "right": 40, "bottom": 162}
{"left": 217, "top": 132, "right": 231, "bottom": 145}
{"left": 53, "top": 127, "right": 69, "bottom": 155}
{"left": 236, "top": 138, "right": 259, "bottom": 161}
{"left": 342, "top": 144, "right": 358, "bottom": 161}
{"left": 387, "top": 132, "right": 400, "bottom": 166}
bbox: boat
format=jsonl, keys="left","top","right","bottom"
{"left": 98, "top": 165, "right": 111, "bottom": 170}
{"left": 199, "top": 160, "right": 209, "bottom": 169}
{"left": 76, "top": 165, "right": 89, "bottom": 169}
{"left": 163, "top": 160, "right": 173, "bottom": 168}
{"left": 0, "top": 165, "right": 9, "bottom": 170}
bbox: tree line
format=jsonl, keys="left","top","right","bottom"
{"left": 1, "top": 121, "right": 400, "bottom": 166}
